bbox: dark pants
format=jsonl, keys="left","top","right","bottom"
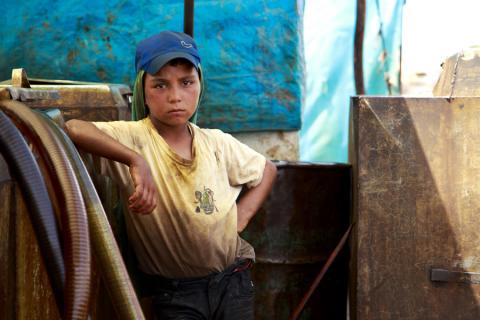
{"left": 141, "top": 260, "right": 255, "bottom": 320}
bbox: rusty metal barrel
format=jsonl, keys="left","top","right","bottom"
{"left": 243, "top": 161, "right": 351, "bottom": 319}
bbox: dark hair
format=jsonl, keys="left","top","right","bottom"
{"left": 167, "top": 57, "right": 196, "bottom": 69}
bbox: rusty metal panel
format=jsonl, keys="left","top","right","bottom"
{"left": 15, "top": 184, "right": 60, "bottom": 320}
{"left": 1, "top": 152, "right": 61, "bottom": 319}
{"left": 243, "top": 162, "right": 351, "bottom": 319}
{"left": 350, "top": 96, "right": 480, "bottom": 319}
{"left": 1, "top": 82, "right": 131, "bottom": 122}
{"left": 0, "top": 179, "right": 16, "bottom": 320}
{"left": 0, "top": 88, "right": 10, "bottom": 100}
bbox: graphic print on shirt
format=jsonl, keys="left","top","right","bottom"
{"left": 194, "top": 187, "right": 218, "bottom": 214}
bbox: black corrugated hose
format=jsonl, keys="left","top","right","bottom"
{"left": 0, "top": 110, "right": 65, "bottom": 313}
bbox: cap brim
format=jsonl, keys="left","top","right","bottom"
{"left": 146, "top": 52, "right": 199, "bottom": 75}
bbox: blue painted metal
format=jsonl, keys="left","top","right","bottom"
{"left": 1, "top": 0, "right": 304, "bottom": 133}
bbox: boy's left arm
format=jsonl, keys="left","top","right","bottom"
{"left": 237, "top": 160, "right": 277, "bottom": 232}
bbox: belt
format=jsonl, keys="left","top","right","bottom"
{"left": 138, "top": 259, "right": 253, "bottom": 296}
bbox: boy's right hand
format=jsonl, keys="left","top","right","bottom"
{"left": 128, "top": 155, "right": 158, "bottom": 215}
{"left": 64, "top": 119, "right": 158, "bottom": 214}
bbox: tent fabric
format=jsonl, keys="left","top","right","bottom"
{"left": 1, "top": 0, "right": 304, "bottom": 133}
{"left": 300, "top": 0, "right": 403, "bottom": 162}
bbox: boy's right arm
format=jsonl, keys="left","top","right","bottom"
{"left": 64, "top": 119, "right": 158, "bottom": 215}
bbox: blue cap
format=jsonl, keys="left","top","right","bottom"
{"left": 135, "top": 31, "right": 201, "bottom": 74}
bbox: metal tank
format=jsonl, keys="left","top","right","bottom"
{"left": 243, "top": 161, "right": 351, "bottom": 319}
{"left": 350, "top": 96, "right": 480, "bottom": 320}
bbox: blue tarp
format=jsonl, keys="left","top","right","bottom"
{"left": 300, "top": 0, "right": 403, "bottom": 162}
{"left": 1, "top": 0, "right": 304, "bottom": 133}
{"left": 1, "top": 0, "right": 404, "bottom": 159}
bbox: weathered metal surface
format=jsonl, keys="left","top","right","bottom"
{"left": 1, "top": 153, "right": 60, "bottom": 319}
{"left": 0, "top": 88, "right": 10, "bottom": 100}
{"left": 431, "top": 268, "right": 480, "bottom": 285}
{"left": 433, "top": 46, "right": 480, "bottom": 96}
{"left": 350, "top": 96, "right": 480, "bottom": 319}
{"left": 11, "top": 68, "right": 31, "bottom": 88}
{"left": 243, "top": 161, "right": 351, "bottom": 319}
{"left": 16, "top": 185, "right": 60, "bottom": 320}
{"left": 0, "top": 179, "right": 15, "bottom": 320}
{"left": 7, "top": 88, "right": 60, "bottom": 101}
{"left": 1, "top": 82, "right": 131, "bottom": 122}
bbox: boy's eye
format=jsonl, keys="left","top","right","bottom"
{"left": 153, "top": 83, "right": 167, "bottom": 89}
{"left": 182, "top": 79, "right": 194, "bottom": 86}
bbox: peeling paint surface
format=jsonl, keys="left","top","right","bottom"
{"left": 1, "top": 0, "right": 303, "bottom": 132}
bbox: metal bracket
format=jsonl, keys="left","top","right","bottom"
{"left": 11, "top": 68, "right": 31, "bottom": 88}
{"left": 7, "top": 88, "right": 60, "bottom": 102}
{"left": 430, "top": 268, "right": 480, "bottom": 285}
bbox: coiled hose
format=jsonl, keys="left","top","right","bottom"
{"left": 0, "top": 100, "right": 91, "bottom": 320}
{"left": 41, "top": 113, "right": 145, "bottom": 319}
{"left": 0, "top": 110, "right": 65, "bottom": 313}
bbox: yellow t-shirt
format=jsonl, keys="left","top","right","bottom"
{"left": 92, "top": 118, "right": 266, "bottom": 278}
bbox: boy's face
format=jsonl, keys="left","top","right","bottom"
{"left": 144, "top": 62, "right": 200, "bottom": 129}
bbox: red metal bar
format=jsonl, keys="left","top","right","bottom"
{"left": 289, "top": 224, "right": 353, "bottom": 320}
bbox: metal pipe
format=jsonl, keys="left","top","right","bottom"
{"left": 354, "top": 0, "right": 366, "bottom": 95}
{"left": 184, "top": 0, "right": 194, "bottom": 37}
{"left": 289, "top": 224, "right": 353, "bottom": 320}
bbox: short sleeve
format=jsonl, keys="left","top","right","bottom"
{"left": 92, "top": 121, "right": 138, "bottom": 148}
{"left": 219, "top": 132, "right": 266, "bottom": 188}
{"left": 87, "top": 121, "right": 136, "bottom": 188}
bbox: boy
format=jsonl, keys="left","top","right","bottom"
{"left": 65, "top": 31, "right": 277, "bottom": 319}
